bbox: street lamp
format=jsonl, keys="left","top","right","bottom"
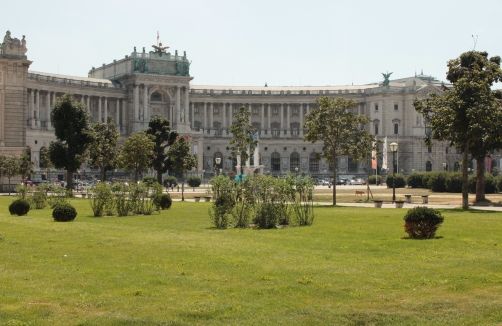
{"left": 295, "top": 166, "right": 299, "bottom": 177}
{"left": 389, "top": 142, "right": 398, "bottom": 202}
{"left": 202, "top": 170, "right": 205, "bottom": 187}
{"left": 443, "top": 162, "right": 447, "bottom": 171}
{"left": 215, "top": 157, "right": 221, "bottom": 176}
{"left": 192, "top": 167, "right": 196, "bottom": 192}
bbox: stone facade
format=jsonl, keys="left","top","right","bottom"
{"left": 1, "top": 31, "right": 498, "bottom": 187}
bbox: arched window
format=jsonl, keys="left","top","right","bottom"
{"left": 150, "top": 92, "right": 162, "bottom": 102}
{"left": 426, "top": 161, "right": 432, "bottom": 172}
{"left": 271, "top": 152, "right": 280, "bottom": 171}
{"left": 309, "top": 152, "right": 319, "bottom": 172}
{"left": 290, "top": 152, "right": 300, "bottom": 171}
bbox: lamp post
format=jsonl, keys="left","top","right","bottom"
{"left": 390, "top": 142, "right": 398, "bottom": 202}
{"left": 202, "top": 170, "right": 205, "bottom": 187}
{"left": 295, "top": 166, "right": 299, "bottom": 177}
{"left": 215, "top": 157, "right": 221, "bottom": 176}
{"left": 192, "top": 167, "right": 196, "bottom": 192}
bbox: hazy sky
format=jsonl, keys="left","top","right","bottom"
{"left": 5, "top": 0, "right": 502, "bottom": 87}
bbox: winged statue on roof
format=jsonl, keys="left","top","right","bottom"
{"left": 151, "top": 42, "right": 170, "bottom": 57}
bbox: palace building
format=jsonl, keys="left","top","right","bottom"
{"left": 1, "top": 30, "right": 491, "bottom": 189}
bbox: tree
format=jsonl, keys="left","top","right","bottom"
{"left": 167, "top": 136, "right": 197, "bottom": 201}
{"left": 229, "top": 106, "right": 257, "bottom": 178}
{"left": 40, "top": 147, "right": 54, "bottom": 181}
{"left": 48, "top": 93, "right": 92, "bottom": 190}
{"left": 88, "top": 116, "right": 120, "bottom": 182}
{"left": 146, "top": 117, "right": 179, "bottom": 184}
{"left": 117, "top": 131, "right": 155, "bottom": 182}
{"left": 414, "top": 51, "right": 502, "bottom": 208}
{"left": 3, "top": 156, "right": 19, "bottom": 195}
{"left": 18, "top": 148, "right": 34, "bottom": 180}
{"left": 303, "top": 96, "right": 373, "bottom": 205}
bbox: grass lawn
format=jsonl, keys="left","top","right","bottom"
{"left": 1, "top": 196, "right": 502, "bottom": 325}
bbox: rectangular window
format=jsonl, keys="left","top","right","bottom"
{"left": 272, "top": 108, "right": 279, "bottom": 116}
{"left": 293, "top": 107, "right": 299, "bottom": 116}
{"left": 213, "top": 107, "right": 219, "bottom": 116}
{"left": 272, "top": 129, "right": 280, "bottom": 137}
{"left": 375, "top": 124, "right": 379, "bottom": 135}
{"left": 374, "top": 104, "right": 378, "bottom": 111}
{"left": 394, "top": 104, "right": 398, "bottom": 110}
{"left": 253, "top": 107, "right": 258, "bottom": 116}
{"left": 194, "top": 107, "right": 199, "bottom": 114}
{"left": 394, "top": 124, "right": 399, "bottom": 134}
{"left": 233, "top": 107, "right": 238, "bottom": 114}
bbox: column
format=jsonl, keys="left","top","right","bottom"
{"left": 104, "top": 97, "right": 108, "bottom": 122}
{"left": 248, "top": 103, "right": 252, "bottom": 114}
{"left": 299, "top": 103, "right": 304, "bottom": 135}
{"left": 287, "top": 104, "right": 291, "bottom": 137}
{"left": 98, "top": 97, "right": 102, "bottom": 123}
{"left": 143, "top": 84, "right": 148, "bottom": 122}
{"left": 203, "top": 102, "right": 207, "bottom": 129}
{"left": 176, "top": 85, "right": 181, "bottom": 123}
{"left": 184, "top": 86, "right": 189, "bottom": 123}
{"left": 116, "top": 99, "right": 120, "bottom": 128}
{"left": 191, "top": 102, "right": 195, "bottom": 128}
{"left": 80, "top": 95, "right": 84, "bottom": 104}
{"left": 280, "top": 103, "right": 284, "bottom": 135}
{"left": 133, "top": 84, "right": 139, "bottom": 121}
{"left": 46, "top": 92, "right": 51, "bottom": 129}
{"left": 86, "top": 96, "right": 90, "bottom": 114}
{"left": 260, "top": 103, "right": 265, "bottom": 133}
{"left": 210, "top": 103, "right": 214, "bottom": 133}
{"left": 222, "top": 103, "right": 226, "bottom": 132}
{"left": 121, "top": 98, "right": 127, "bottom": 133}
{"left": 28, "top": 89, "right": 33, "bottom": 124}
{"left": 36, "top": 90, "right": 40, "bottom": 125}
{"left": 268, "top": 104, "right": 271, "bottom": 130}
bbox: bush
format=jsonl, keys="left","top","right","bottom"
{"left": 32, "top": 191, "right": 48, "bottom": 209}
{"left": 52, "top": 203, "right": 77, "bottom": 222}
{"left": 9, "top": 199, "right": 30, "bottom": 216}
{"left": 142, "top": 176, "right": 159, "bottom": 187}
{"left": 496, "top": 175, "right": 502, "bottom": 193}
{"left": 368, "top": 175, "right": 383, "bottom": 185}
{"left": 445, "top": 172, "right": 463, "bottom": 193}
{"left": 163, "top": 176, "right": 178, "bottom": 188}
{"left": 422, "top": 173, "right": 432, "bottom": 189}
{"left": 468, "top": 173, "right": 498, "bottom": 194}
{"left": 403, "top": 206, "right": 444, "bottom": 239}
{"left": 89, "top": 182, "right": 115, "bottom": 217}
{"left": 385, "top": 173, "right": 406, "bottom": 188}
{"left": 428, "top": 172, "right": 448, "bottom": 192}
{"left": 187, "top": 176, "right": 202, "bottom": 187}
{"left": 154, "top": 193, "right": 172, "bottom": 210}
{"left": 406, "top": 171, "right": 424, "bottom": 188}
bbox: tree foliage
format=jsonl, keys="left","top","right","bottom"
{"left": 146, "top": 117, "right": 179, "bottom": 184}
{"left": 414, "top": 51, "right": 502, "bottom": 208}
{"left": 303, "top": 96, "right": 374, "bottom": 205}
{"left": 229, "top": 106, "right": 257, "bottom": 177}
{"left": 88, "top": 116, "right": 120, "bottom": 182}
{"left": 48, "top": 93, "right": 92, "bottom": 190}
{"left": 117, "top": 131, "right": 155, "bottom": 182}
{"left": 167, "top": 136, "right": 198, "bottom": 201}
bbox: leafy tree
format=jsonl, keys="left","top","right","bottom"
{"left": 414, "top": 51, "right": 502, "bottom": 208}
{"left": 303, "top": 96, "right": 373, "bottom": 205}
{"left": 40, "top": 147, "right": 54, "bottom": 181}
{"left": 229, "top": 106, "right": 257, "bottom": 178}
{"left": 48, "top": 93, "right": 92, "bottom": 190}
{"left": 88, "top": 116, "right": 120, "bottom": 182}
{"left": 167, "top": 136, "right": 197, "bottom": 201}
{"left": 117, "top": 131, "right": 155, "bottom": 182}
{"left": 146, "top": 117, "right": 178, "bottom": 184}
{"left": 18, "top": 148, "right": 34, "bottom": 180}
{"left": 3, "top": 156, "right": 19, "bottom": 195}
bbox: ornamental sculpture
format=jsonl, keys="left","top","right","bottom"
{"left": 1, "top": 30, "right": 27, "bottom": 56}
{"left": 382, "top": 72, "right": 393, "bottom": 86}
{"left": 151, "top": 42, "right": 170, "bottom": 57}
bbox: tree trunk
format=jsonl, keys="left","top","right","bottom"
{"left": 461, "top": 144, "right": 469, "bottom": 209}
{"left": 156, "top": 168, "right": 162, "bottom": 185}
{"left": 475, "top": 157, "right": 485, "bottom": 202}
{"left": 101, "top": 169, "right": 106, "bottom": 184}
{"left": 181, "top": 172, "right": 185, "bottom": 201}
{"left": 66, "top": 169, "right": 73, "bottom": 191}
{"left": 134, "top": 170, "right": 138, "bottom": 183}
{"left": 332, "top": 152, "right": 337, "bottom": 206}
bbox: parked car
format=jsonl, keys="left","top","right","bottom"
{"left": 335, "top": 179, "right": 347, "bottom": 185}
{"left": 349, "top": 178, "right": 366, "bottom": 185}
{"left": 317, "top": 179, "right": 330, "bottom": 186}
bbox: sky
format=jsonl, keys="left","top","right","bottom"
{"left": 5, "top": 0, "right": 502, "bottom": 87}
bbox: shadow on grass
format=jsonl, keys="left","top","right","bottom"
{"left": 401, "top": 236, "right": 444, "bottom": 240}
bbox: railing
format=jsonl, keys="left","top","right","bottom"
{"left": 27, "top": 73, "right": 124, "bottom": 90}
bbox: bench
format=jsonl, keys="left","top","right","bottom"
{"left": 373, "top": 200, "right": 405, "bottom": 208}
{"left": 204, "top": 196, "right": 212, "bottom": 202}
{"left": 194, "top": 196, "right": 201, "bottom": 202}
{"left": 81, "top": 193, "right": 87, "bottom": 198}
{"left": 403, "top": 194, "right": 429, "bottom": 204}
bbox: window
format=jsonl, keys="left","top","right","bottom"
{"left": 394, "top": 124, "right": 399, "bottom": 134}
{"left": 194, "top": 107, "right": 199, "bottom": 114}
{"left": 374, "top": 104, "right": 379, "bottom": 111}
{"left": 309, "top": 152, "right": 319, "bottom": 172}
{"left": 194, "top": 121, "right": 201, "bottom": 131}
{"left": 233, "top": 107, "right": 239, "bottom": 114}
{"left": 348, "top": 157, "right": 357, "bottom": 172}
{"left": 283, "top": 107, "right": 287, "bottom": 118}
{"left": 291, "top": 122, "right": 300, "bottom": 136}
{"left": 292, "top": 107, "right": 299, "bottom": 116}
{"left": 151, "top": 92, "right": 162, "bottom": 101}
{"left": 272, "top": 107, "right": 279, "bottom": 116}
{"left": 271, "top": 122, "right": 280, "bottom": 138}
{"left": 271, "top": 152, "right": 281, "bottom": 171}
{"left": 394, "top": 104, "right": 398, "bottom": 110}
{"left": 252, "top": 107, "right": 258, "bottom": 116}
{"left": 375, "top": 123, "right": 379, "bottom": 135}
{"left": 213, "top": 107, "right": 219, "bottom": 116}
{"left": 426, "top": 161, "right": 432, "bottom": 172}
{"left": 264, "top": 107, "right": 268, "bottom": 117}
{"left": 290, "top": 152, "right": 300, "bottom": 171}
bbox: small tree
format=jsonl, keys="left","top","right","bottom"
{"left": 229, "top": 106, "right": 257, "bottom": 179}
{"left": 146, "top": 117, "right": 178, "bottom": 184}
{"left": 167, "top": 137, "right": 197, "bottom": 201}
{"left": 49, "top": 93, "right": 92, "bottom": 191}
{"left": 88, "top": 116, "right": 120, "bottom": 182}
{"left": 40, "top": 147, "right": 54, "bottom": 181}
{"left": 117, "top": 131, "right": 155, "bottom": 183}
{"left": 3, "top": 156, "right": 20, "bottom": 195}
{"left": 18, "top": 148, "right": 34, "bottom": 181}
{"left": 304, "top": 96, "right": 373, "bottom": 205}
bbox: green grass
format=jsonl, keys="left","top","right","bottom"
{"left": 1, "top": 197, "right": 502, "bottom": 325}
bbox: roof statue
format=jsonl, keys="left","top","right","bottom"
{"left": 151, "top": 42, "right": 170, "bottom": 57}
{"left": 1, "top": 30, "right": 27, "bottom": 57}
{"left": 382, "top": 72, "right": 393, "bottom": 86}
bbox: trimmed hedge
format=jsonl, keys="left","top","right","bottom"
{"left": 385, "top": 173, "right": 406, "bottom": 188}
{"left": 468, "top": 173, "right": 498, "bottom": 194}
{"left": 428, "top": 172, "right": 448, "bottom": 192}
{"left": 445, "top": 172, "right": 463, "bottom": 193}
{"left": 53, "top": 203, "right": 77, "bottom": 222}
{"left": 9, "top": 199, "right": 31, "bottom": 216}
{"left": 406, "top": 171, "right": 424, "bottom": 188}
{"left": 368, "top": 175, "right": 383, "bottom": 185}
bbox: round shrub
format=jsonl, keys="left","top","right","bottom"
{"left": 142, "top": 176, "right": 159, "bottom": 187}
{"left": 52, "top": 203, "right": 77, "bottom": 222}
{"left": 385, "top": 173, "right": 406, "bottom": 188}
{"left": 403, "top": 206, "right": 444, "bottom": 239}
{"left": 187, "top": 176, "right": 202, "bottom": 187}
{"left": 154, "top": 193, "right": 172, "bottom": 210}
{"left": 9, "top": 199, "right": 30, "bottom": 216}
{"left": 428, "top": 172, "right": 448, "bottom": 192}
{"left": 368, "top": 175, "right": 383, "bottom": 185}
{"left": 406, "top": 171, "right": 424, "bottom": 188}
{"left": 163, "top": 176, "right": 178, "bottom": 188}
{"left": 445, "top": 172, "right": 462, "bottom": 193}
